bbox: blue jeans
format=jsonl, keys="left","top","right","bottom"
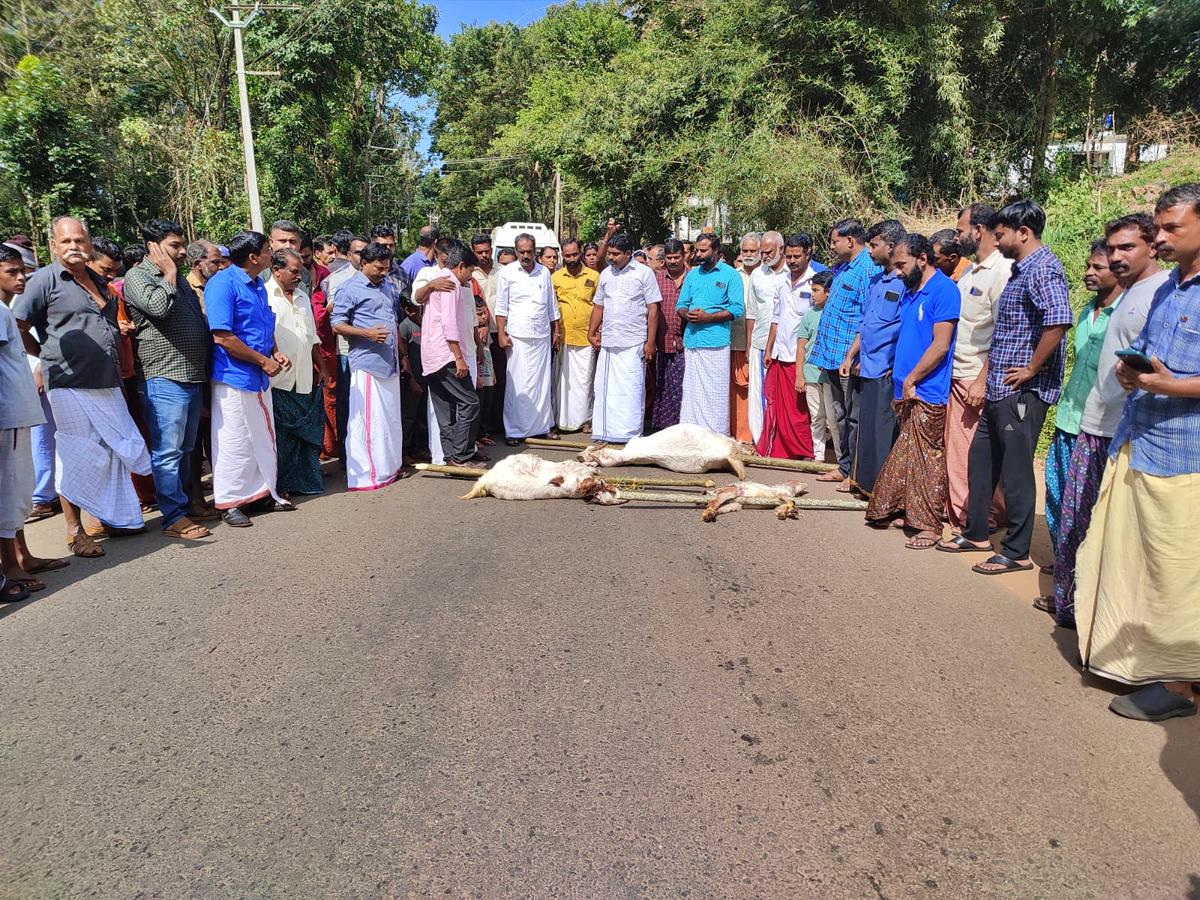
{"left": 137, "top": 377, "right": 203, "bottom": 529}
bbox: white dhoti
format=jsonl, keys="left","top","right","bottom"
{"left": 592, "top": 345, "right": 645, "bottom": 444}
{"left": 680, "top": 346, "right": 732, "bottom": 436}
{"left": 554, "top": 344, "right": 595, "bottom": 431}
{"left": 211, "top": 381, "right": 285, "bottom": 509}
{"left": 0, "top": 427, "right": 35, "bottom": 538}
{"left": 504, "top": 336, "right": 554, "bottom": 440}
{"left": 47, "top": 386, "right": 150, "bottom": 529}
{"left": 427, "top": 350, "right": 478, "bottom": 466}
{"left": 347, "top": 369, "right": 404, "bottom": 491}
{"left": 748, "top": 346, "right": 766, "bottom": 444}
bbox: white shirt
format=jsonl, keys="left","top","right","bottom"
{"left": 495, "top": 261, "right": 559, "bottom": 340}
{"left": 594, "top": 258, "right": 663, "bottom": 349}
{"left": 324, "top": 259, "right": 358, "bottom": 356}
{"left": 472, "top": 265, "right": 499, "bottom": 332}
{"left": 952, "top": 249, "right": 1013, "bottom": 379}
{"left": 267, "top": 281, "right": 318, "bottom": 393}
{"left": 1080, "top": 268, "right": 1170, "bottom": 438}
{"left": 770, "top": 265, "right": 816, "bottom": 363}
{"left": 748, "top": 263, "right": 787, "bottom": 350}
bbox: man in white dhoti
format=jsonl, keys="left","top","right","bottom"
{"left": 677, "top": 233, "right": 745, "bottom": 436}
{"left": 587, "top": 234, "right": 661, "bottom": 443}
{"left": 332, "top": 242, "right": 407, "bottom": 491}
{"left": 12, "top": 216, "right": 152, "bottom": 557}
{"left": 205, "top": 230, "right": 294, "bottom": 527}
{"left": 495, "top": 233, "right": 563, "bottom": 446}
{"left": 746, "top": 231, "right": 786, "bottom": 444}
{"left": 552, "top": 238, "right": 599, "bottom": 432}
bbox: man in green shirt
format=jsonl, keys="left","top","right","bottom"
{"left": 1043, "top": 239, "right": 1120, "bottom": 557}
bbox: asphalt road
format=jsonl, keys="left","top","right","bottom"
{"left": 1, "top": 449, "right": 1197, "bottom": 898}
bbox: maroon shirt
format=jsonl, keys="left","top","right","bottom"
{"left": 655, "top": 267, "right": 688, "bottom": 354}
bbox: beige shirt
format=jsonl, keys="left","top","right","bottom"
{"left": 952, "top": 249, "right": 1013, "bottom": 380}
{"left": 268, "top": 281, "right": 319, "bottom": 394}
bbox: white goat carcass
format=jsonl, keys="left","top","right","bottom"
{"left": 700, "top": 480, "right": 808, "bottom": 522}
{"left": 577, "top": 424, "right": 747, "bottom": 479}
{"left": 460, "top": 453, "right": 623, "bottom": 503}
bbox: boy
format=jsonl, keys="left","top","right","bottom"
{"left": 424, "top": 243, "right": 484, "bottom": 467}
{"left": 398, "top": 301, "right": 428, "bottom": 464}
{"left": 794, "top": 270, "right": 839, "bottom": 461}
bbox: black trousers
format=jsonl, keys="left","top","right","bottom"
{"left": 481, "top": 339, "right": 507, "bottom": 435}
{"left": 964, "top": 390, "right": 1048, "bottom": 560}
{"left": 824, "top": 369, "right": 861, "bottom": 477}
{"left": 428, "top": 363, "right": 482, "bottom": 464}
{"left": 851, "top": 373, "right": 896, "bottom": 495}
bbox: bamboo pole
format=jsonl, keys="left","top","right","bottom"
{"left": 522, "top": 438, "right": 839, "bottom": 474}
{"left": 416, "top": 463, "right": 715, "bottom": 489}
{"left": 614, "top": 489, "right": 868, "bottom": 511}
{"left": 415, "top": 463, "right": 488, "bottom": 479}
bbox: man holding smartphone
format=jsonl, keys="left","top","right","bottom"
{"left": 1074, "top": 183, "right": 1200, "bottom": 722}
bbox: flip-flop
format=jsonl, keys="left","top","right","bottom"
{"left": 505, "top": 438, "right": 523, "bottom": 447}
{"left": 1033, "top": 596, "right": 1054, "bottom": 613}
{"left": 0, "top": 578, "right": 30, "bottom": 603}
{"left": 936, "top": 535, "right": 993, "bottom": 553}
{"left": 6, "top": 576, "right": 46, "bottom": 592}
{"left": 835, "top": 482, "right": 854, "bottom": 493}
{"left": 972, "top": 554, "right": 1034, "bottom": 575}
{"left": 815, "top": 472, "right": 843, "bottom": 482}
{"left": 543, "top": 432, "right": 562, "bottom": 440}
{"left": 905, "top": 534, "right": 940, "bottom": 550}
{"left": 26, "top": 557, "right": 70, "bottom": 573}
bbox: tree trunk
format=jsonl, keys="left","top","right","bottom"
{"left": 1029, "top": 20, "right": 1062, "bottom": 196}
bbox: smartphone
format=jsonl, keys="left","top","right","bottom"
{"left": 1115, "top": 348, "right": 1154, "bottom": 373}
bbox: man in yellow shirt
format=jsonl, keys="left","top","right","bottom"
{"left": 552, "top": 238, "right": 599, "bottom": 432}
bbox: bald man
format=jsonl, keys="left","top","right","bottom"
{"left": 13, "top": 217, "right": 151, "bottom": 558}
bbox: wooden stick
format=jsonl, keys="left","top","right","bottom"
{"left": 614, "top": 489, "right": 868, "bottom": 511}
{"left": 525, "top": 437, "right": 595, "bottom": 450}
{"left": 416, "top": 463, "right": 488, "bottom": 479}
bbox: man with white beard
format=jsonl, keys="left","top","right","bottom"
{"left": 746, "top": 230, "right": 786, "bottom": 444}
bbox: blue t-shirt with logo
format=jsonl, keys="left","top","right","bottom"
{"left": 892, "top": 268, "right": 961, "bottom": 404}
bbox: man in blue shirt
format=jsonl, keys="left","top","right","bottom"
{"left": 400, "top": 225, "right": 438, "bottom": 286}
{"left": 810, "top": 219, "right": 882, "bottom": 488}
{"left": 841, "top": 219, "right": 906, "bottom": 495}
{"left": 1074, "top": 183, "right": 1200, "bottom": 722}
{"left": 677, "top": 233, "right": 744, "bottom": 435}
{"left": 865, "top": 234, "right": 960, "bottom": 549}
{"left": 206, "top": 230, "right": 294, "bottom": 527}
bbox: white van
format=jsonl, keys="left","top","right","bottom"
{"left": 488, "top": 222, "right": 560, "bottom": 261}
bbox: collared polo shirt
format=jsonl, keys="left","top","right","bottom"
{"left": 331, "top": 271, "right": 401, "bottom": 379}
{"left": 770, "top": 265, "right": 816, "bottom": 363}
{"left": 267, "top": 280, "right": 318, "bottom": 394}
{"left": 205, "top": 264, "right": 276, "bottom": 393}
{"left": 594, "top": 258, "right": 661, "bottom": 349}
{"left": 809, "top": 248, "right": 882, "bottom": 370}
{"left": 985, "top": 245, "right": 1073, "bottom": 404}
{"left": 892, "top": 269, "right": 961, "bottom": 404}
{"left": 1109, "top": 268, "right": 1200, "bottom": 476}
{"left": 1053, "top": 298, "right": 1118, "bottom": 435}
{"left": 495, "top": 261, "right": 559, "bottom": 340}
{"left": 11, "top": 262, "right": 122, "bottom": 390}
{"left": 748, "top": 264, "right": 787, "bottom": 350}
{"left": 0, "top": 301, "right": 44, "bottom": 429}
{"left": 121, "top": 257, "right": 211, "bottom": 383}
{"left": 552, "top": 265, "right": 599, "bottom": 347}
{"left": 952, "top": 249, "right": 1013, "bottom": 379}
{"left": 857, "top": 270, "right": 905, "bottom": 379}
{"left": 678, "top": 261, "right": 744, "bottom": 350}
{"left": 1081, "top": 268, "right": 1170, "bottom": 437}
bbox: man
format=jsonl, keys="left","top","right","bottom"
{"left": 1051, "top": 213, "right": 1169, "bottom": 628}
{"left": 842, "top": 220, "right": 906, "bottom": 495}
{"left": 757, "top": 233, "right": 821, "bottom": 459}
{"left": 320, "top": 230, "right": 364, "bottom": 461}
{"left": 652, "top": 239, "right": 689, "bottom": 429}
{"left": 588, "top": 233, "right": 662, "bottom": 443}
{"left": 953, "top": 200, "right": 1073, "bottom": 574}
{"left": 646, "top": 244, "right": 665, "bottom": 273}
{"left": 205, "top": 230, "right": 294, "bottom": 526}
{"left": 940, "top": 203, "right": 1012, "bottom": 539}
{"left": 122, "top": 218, "right": 215, "bottom": 540}
{"left": 268, "top": 219, "right": 309, "bottom": 290}
{"left": 1041, "top": 240, "right": 1121, "bottom": 560}
{"left": 369, "top": 224, "right": 410, "bottom": 307}
{"left": 746, "top": 230, "right": 786, "bottom": 444}
{"left": 552, "top": 238, "right": 599, "bottom": 432}
{"left": 677, "top": 233, "right": 744, "bottom": 435}
{"left": 731, "top": 232, "right": 760, "bottom": 442}
{"left": 313, "top": 237, "right": 336, "bottom": 267}
{"left": 470, "top": 234, "right": 505, "bottom": 435}
{"left": 495, "top": 233, "right": 562, "bottom": 446}
{"left": 810, "top": 219, "right": 880, "bottom": 489}
{"left": 424, "top": 243, "right": 484, "bottom": 467}
{"left": 865, "top": 234, "right": 960, "bottom": 549}
{"left": 931, "top": 229, "right": 971, "bottom": 281}
{"left": 12, "top": 217, "right": 152, "bottom": 556}
{"left": 401, "top": 225, "right": 438, "bottom": 286}
{"left": 0, "top": 244, "right": 62, "bottom": 601}
{"left": 1074, "top": 183, "right": 1200, "bottom": 721}
{"left": 333, "top": 242, "right": 406, "bottom": 490}
{"left": 185, "top": 240, "right": 222, "bottom": 310}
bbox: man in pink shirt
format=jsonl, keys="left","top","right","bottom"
{"left": 423, "top": 243, "right": 484, "bottom": 468}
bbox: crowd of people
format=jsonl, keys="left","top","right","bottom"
{"left": 0, "top": 182, "right": 1197, "bottom": 724}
